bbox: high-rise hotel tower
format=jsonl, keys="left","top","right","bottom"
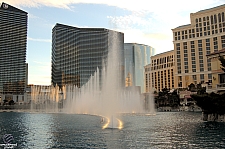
{"left": 172, "top": 4, "right": 225, "bottom": 88}
{"left": 51, "top": 23, "right": 124, "bottom": 88}
{"left": 0, "top": 3, "right": 27, "bottom": 101}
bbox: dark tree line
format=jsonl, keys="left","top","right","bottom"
{"left": 155, "top": 88, "right": 180, "bottom": 108}
{"left": 191, "top": 92, "right": 225, "bottom": 114}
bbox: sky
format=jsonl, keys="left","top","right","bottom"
{"left": 3, "top": 0, "right": 225, "bottom": 85}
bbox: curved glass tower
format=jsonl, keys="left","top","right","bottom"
{"left": 51, "top": 23, "right": 124, "bottom": 88}
{"left": 124, "top": 43, "right": 155, "bottom": 93}
{"left": 0, "top": 3, "right": 27, "bottom": 97}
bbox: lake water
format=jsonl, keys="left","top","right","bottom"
{"left": 0, "top": 112, "right": 225, "bottom": 148}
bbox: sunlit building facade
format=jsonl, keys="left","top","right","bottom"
{"left": 51, "top": 23, "right": 124, "bottom": 88}
{"left": 0, "top": 2, "right": 28, "bottom": 102}
{"left": 124, "top": 43, "right": 155, "bottom": 93}
{"left": 172, "top": 4, "right": 225, "bottom": 88}
{"left": 145, "top": 50, "right": 175, "bottom": 92}
{"left": 206, "top": 49, "right": 225, "bottom": 93}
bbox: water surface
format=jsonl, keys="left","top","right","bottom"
{"left": 0, "top": 112, "right": 225, "bottom": 148}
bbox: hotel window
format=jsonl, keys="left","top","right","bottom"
{"left": 208, "top": 74, "right": 212, "bottom": 83}
{"left": 193, "top": 75, "right": 197, "bottom": 80}
{"left": 219, "top": 13, "right": 222, "bottom": 22}
{"left": 208, "top": 62, "right": 211, "bottom": 71}
{"left": 221, "top": 35, "right": 225, "bottom": 48}
{"left": 191, "top": 49, "right": 195, "bottom": 52}
{"left": 222, "top": 12, "right": 225, "bottom": 22}
{"left": 211, "top": 15, "right": 214, "bottom": 24}
{"left": 200, "top": 74, "right": 204, "bottom": 80}
{"left": 207, "top": 16, "right": 209, "bottom": 20}
{"left": 214, "top": 14, "right": 217, "bottom": 23}
{"left": 196, "top": 18, "right": 198, "bottom": 23}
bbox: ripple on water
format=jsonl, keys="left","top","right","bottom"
{"left": 0, "top": 112, "right": 225, "bottom": 148}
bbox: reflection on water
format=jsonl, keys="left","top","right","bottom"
{"left": 0, "top": 112, "right": 225, "bottom": 148}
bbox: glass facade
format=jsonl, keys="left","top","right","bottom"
{"left": 51, "top": 23, "right": 124, "bottom": 88}
{"left": 0, "top": 3, "right": 27, "bottom": 95}
{"left": 124, "top": 43, "right": 155, "bottom": 93}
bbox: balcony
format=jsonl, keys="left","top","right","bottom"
{"left": 216, "top": 83, "right": 225, "bottom": 90}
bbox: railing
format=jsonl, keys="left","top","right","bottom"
{"left": 216, "top": 83, "right": 225, "bottom": 90}
{"left": 207, "top": 85, "right": 212, "bottom": 89}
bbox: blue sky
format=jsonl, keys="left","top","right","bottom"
{"left": 3, "top": 0, "right": 225, "bottom": 85}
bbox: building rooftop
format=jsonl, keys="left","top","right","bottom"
{"left": 207, "top": 48, "right": 225, "bottom": 56}
{"left": 54, "top": 23, "right": 124, "bottom": 34}
{"left": 0, "top": 2, "right": 27, "bottom": 14}
{"left": 124, "top": 43, "right": 154, "bottom": 47}
{"left": 174, "top": 24, "right": 191, "bottom": 29}
{"left": 197, "top": 4, "right": 225, "bottom": 13}
{"left": 151, "top": 50, "right": 174, "bottom": 57}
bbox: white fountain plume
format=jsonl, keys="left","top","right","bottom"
{"left": 31, "top": 31, "right": 155, "bottom": 128}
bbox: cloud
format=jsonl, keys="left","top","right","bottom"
{"left": 28, "top": 61, "right": 51, "bottom": 85}
{"left": 4, "top": 0, "right": 223, "bottom": 11}
{"left": 28, "top": 37, "right": 51, "bottom": 42}
{"left": 117, "top": 28, "right": 173, "bottom": 54}
{"left": 28, "top": 75, "right": 51, "bottom": 85}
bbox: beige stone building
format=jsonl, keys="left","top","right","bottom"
{"left": 206, "top": 49, "right": 225, "bottom": 93}
{"left": 144, "top": 50, "right": 175, "bottom": 92}
{"left": 172, "top": 4, "right": 225, "bottom": 88}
